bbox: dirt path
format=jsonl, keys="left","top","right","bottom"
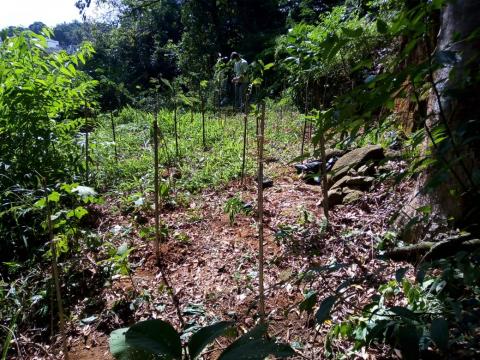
{"left": 69, "top": 162, "right": 410, "bottom": 359}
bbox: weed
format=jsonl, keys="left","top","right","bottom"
{"left": 223, "top": 195, "right": 253, "bottom": 225}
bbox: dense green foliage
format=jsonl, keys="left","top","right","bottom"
{"left": 0, "top": 29, "right": 97, "bottom": 257}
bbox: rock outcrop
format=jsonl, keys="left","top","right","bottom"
{"left": 323, "top": 145, "right": 384, "bottom": 207}
{"left": 328, "top": 144, "right": 384, "bottom": 185}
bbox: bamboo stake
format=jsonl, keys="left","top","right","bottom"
{"left": 241, "top": 93, "right": 249, "bottom": 184}
{"left": 319, "top": 116, "right": 329, "bottom": 222}
{"left": 45, "top": 185, "right": 69, "bottom": 360}
{"left": 153, "top": 113, "right": 160, "bottom": 261}
{"left": 151, "top": 113, "right": 184, "bottom": 327}
{"left": 300, "top": 81, "right": 309, "bottom": 158}
{"left": 110, "top": 111, "right": 118, "bottom": 162}
{"left": 257, "top": 102, "right": 266, "bottom": 323}
{"left": 173, "top": 106, "right": 179, "bottom": 159}
{"left": 201, "top": 93, "right": 206, "bottom": 150}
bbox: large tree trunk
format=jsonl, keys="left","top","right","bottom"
{"left": 399, "top": 0, "right": 480, "bottom": 241}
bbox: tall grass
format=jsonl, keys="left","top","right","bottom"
{"left": 90, "top": 106, "right": 302, "bottom": 196}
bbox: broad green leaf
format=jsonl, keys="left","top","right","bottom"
{"left": 188, "top": 321, "right": 234, "bottom": 359}
{"left": 315, "top": 296, "right": 337, "bottom": 324}
{"left": 34, "top": 198, "right": 46, "bottom": 208}
{"left": 73, "top": 206, "right": 88, "bottom": 219}
{"left": 116, "top": 243, "right": 130, "bottom": 256}
{"left": 109, "top": 328, "right": 154, "bottom": 360}
{"left": 125, "top": 319, "right": 182, "bottom": 359}
{"left": 160, "top": 78, "right": 172, "bottom": 90}
{"left": 48, "top": 191, "right": 60, "bottom": 203}
{"left": 431, "top": 318, "right": 448, "bottom": 351}
{"left": 263, "top": 63, "right": 274, "bottom": 70}
{"left": 218, "top": 324, "right": 294, "bottom": 360}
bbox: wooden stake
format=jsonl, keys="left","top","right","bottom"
{"left": 110, "top": 111, "right": 118, "bottom": 162}
{"left": 201, "top": 93, "right": 206, "bottom": 150}
{"left": 45, "top": 185, "right": 69, "bottom": 360}
{"left": 319, "top": 119, "right": 329, "bottom": 222}
{"left": 241, "top": 94, "right": 249, "bottom": 184}
{"left": 300, "top": 81, "right": 309, "bottom": 158}
{"left": 85, "top": 131, "right": 89, "bottom": 185}
{"left": 153, "top": 113, "right": 160, "bottom": 261}
{"left": 257, "top": 102, "right": 266, "bottom": 323}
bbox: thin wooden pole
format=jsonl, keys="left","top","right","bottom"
{"left": 201, "top": 93, "right": 206, "bottom": 150}
{"left": 257, "top": 102, "right": 266, "bottom": 323}
{"left": 233, "top": 83, "right": 238, "bottom": 114}
{"left": 153, "top": 113, "right": 160, "bottom": 261}
{"left": 319, "top": 114, "right": 329, "bottom": 222}
{"left": 111, "top": 111, "right": 118, "bottom": 162}
{"left": 300, "top": 81, "right": 309, "bottom": 158}
{"left": 45, "top": 185, "right": 69, "bottom": 360}
{"left": 241, "top": 94, "right": 249, "bottom": 184}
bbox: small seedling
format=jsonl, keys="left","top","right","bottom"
{"left": 223, "top": 195, "right": 252, "bottom": 225}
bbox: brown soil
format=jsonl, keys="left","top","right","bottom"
{"left": 61, "top": 161, "right": 410, "bottom": 359}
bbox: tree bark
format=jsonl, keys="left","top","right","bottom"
{"left": 385, "top": 233, "right": 479, "bottom": 263}
{"left": 399, "top": 0, "right": 480, "bottom": 241}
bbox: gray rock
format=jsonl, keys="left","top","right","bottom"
{"left": 343, "top": 189, "right": 364, "bottom": 204}
{"left": 330, "top": 176, "right": 351, "bottom": 191}
{"left": 357, "top": 164, "right": 375, "bottom": 176}
{"left": 325, "top": 148, "right": 347, "bottom": 161}
{"left": 327, "top": 187, "right": 344, "bottom": 207}
{"left": 329, "top": 145, "right": 384, "bottom": 184}
{"left": 345, "top": 176, "right": 375, "bottom": 189}
{"left": 330, "top": 175, "right": 375, "bottom": 192}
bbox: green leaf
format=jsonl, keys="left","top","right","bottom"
{"left": 125, "top": 319, "right": 182, "bottom": 359}
{"left": 160, "top": 78, "right": 172, "bottom": 90}
{"left": 48, "top": 191, "right": 60, "bottom": 203}
{"left": 73, "top": 206, "right": 88, "bottom": 219}
{"left": 263, "top": 63, "right": 274, "bottom": 70}
{"left": 431, "top": 318, "right": 448, "bottom": 351}
{"left": 109, "top": 328, "right": 154, "bottom": 360}
{"left": 315, "top": 296, "right": 337, "bottom": 324}
{"left": 218, "top": 324, "right": 294, "bottom": 360}
{"left": 116, "top": 243, "right": 130, "bottom": 257}
{"left": 188, "top": 321, "right": 234, "bottom": 359}
{"left": 341, "top": 27, "right": 363, "bottom": 38}
{"left": 34, "top": 198, "right": 46, "bottom": 208}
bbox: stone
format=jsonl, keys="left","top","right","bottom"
{"left": 357, "top": 164, "right": 375, "bottom": 176}
{"left": 329, "top": 144, "right": 384, "bottom": 184}
{"left": 330, "top": 175, "right": 375, "bottom": 192}
{"left": 327, "top": 187, "right": 344, "bottom": 206}
{"left": 325, "top": 148, "right": 347, "bottom": 161}
{"left": 330, "top": 176, "right": 351, "bottom": 191}
{"left": 342, "top": 189, "right": 364, "bottom": 204}
{"left": 345, "top": 176, "right": 375, "bottom": 190}
{"left": 384, "top": 149, "right": 403, "bottom": 159}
